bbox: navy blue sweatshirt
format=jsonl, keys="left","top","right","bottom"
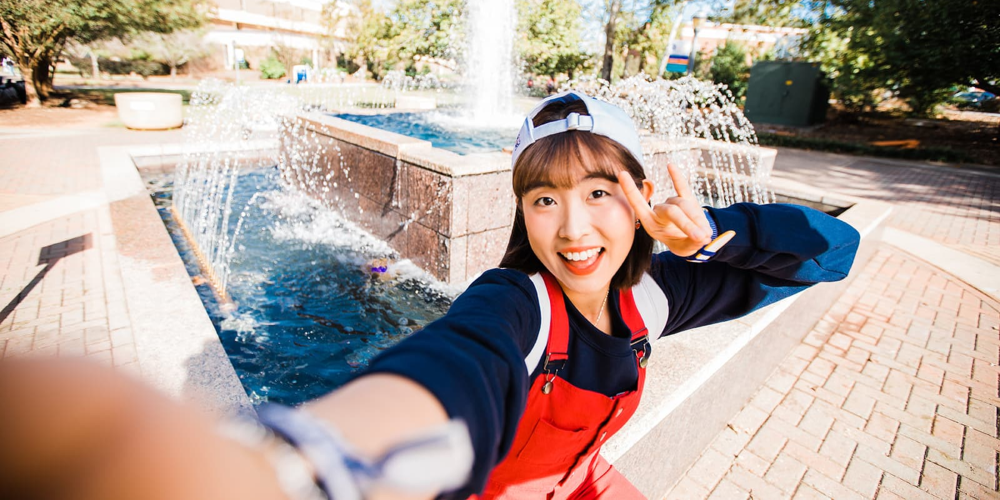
{"left": 363, "top": 203, "right": 860, "bottom": 498}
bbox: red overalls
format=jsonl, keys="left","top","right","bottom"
{"left": 474, "top": 273, "right": 651, "bottom": 499}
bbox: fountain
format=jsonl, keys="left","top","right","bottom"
{"left": 465, "top": 0, "right": 518, "bottom": 122}
{"left": 281, "top": 74, "right": 775, "bottom": 284}
{"left": 144, "top": 2, "right": 890, "bottom": 496}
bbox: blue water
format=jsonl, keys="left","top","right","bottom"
{"left": 333, "top": 112, "right": 518, "bottom": 155}
{"left": 147, "top": 167, "right": 454, "bottom": 406}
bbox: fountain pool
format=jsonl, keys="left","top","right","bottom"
{"left": 147, "top": 166, "right": 455, "bottom": 406}
{"left": 333, "top": 111, "right": 518, "bottom": 155}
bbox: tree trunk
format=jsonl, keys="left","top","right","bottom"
{"left": 170, "top": 64, "right": 177, "bottom": 78}
{"left": 20, "top": 63, "right": 41, "bottom": 108}
{"left": 90, "top": 52, "right": 99, "bottom": 80}
{"left": 32, "top": 56, "right": 53, "bottom": 100}
{"left": 600, "top": 0, "right": 622, "bottom": 82}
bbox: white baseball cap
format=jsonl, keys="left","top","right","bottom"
{"left": 511, "top": 91, "right": 644, "bottom": 170}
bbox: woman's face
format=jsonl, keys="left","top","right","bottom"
{"left": 522, "top": 165, "right": 653, "bottom": 296}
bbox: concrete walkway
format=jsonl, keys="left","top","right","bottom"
{"left": 665, "top": 150, "right": 1000, "bottom": 499}
{"left": 1, "top": 113, "right": 998, "bottom": 498}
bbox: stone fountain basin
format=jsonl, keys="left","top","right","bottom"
{"left": 281, "top": 112, "right": 779, "bottom": 284}
{"left": 280, "top": 111, "right": 893, "bottom": 497}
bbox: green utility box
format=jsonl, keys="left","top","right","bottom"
{"left": 744, "top": 61, "right": 829, "bottom": 126}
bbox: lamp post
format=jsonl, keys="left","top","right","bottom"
{"left": 687, "top": 9, "right": 708, "bottom": 76}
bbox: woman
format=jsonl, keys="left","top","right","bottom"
{"left": 0, "top": 92, "right": 859, "bottom": 500}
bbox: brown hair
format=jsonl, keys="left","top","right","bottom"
{"left": 498, "top": 99, "right": 653, "bottom": 289}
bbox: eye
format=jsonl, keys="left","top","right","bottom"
{"left": 534, "top": 196, "right": 556, "bottom": 206}
{"left": 590, "top": 189, "right": 610, "bottom": 199}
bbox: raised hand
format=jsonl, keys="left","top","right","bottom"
{"left": 618, "top": 164, "right": 716, "bottom": 258}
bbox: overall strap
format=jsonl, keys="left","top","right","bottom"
{"left": 539, "top": 272, "right": 570, "bottom": 372}
{"left": 619, "top": 287, "right": 652, "bottom": 368}
{"left": 617, "top": 287, "right": 647, "bottom": 341}
{"left": 525, "top": 272, "right": 571, "bottom": 376}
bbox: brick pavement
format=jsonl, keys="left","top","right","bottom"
{"left": 665, "top": 247, "right": 1000, "bottom": 499}
{"left": 773, "top": 150, "right": 1000, "bottom": 266}
{"left": 0, "top": 127, "right": 183, "bottom": 367}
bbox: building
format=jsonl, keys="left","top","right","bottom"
{"left": 683, "top": 22, "right": 808, "bottom": 60}
{"left": 205, "top": 0, "right": 355, "bottom": 71}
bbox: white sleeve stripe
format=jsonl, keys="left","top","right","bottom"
{"left": 632, "top": 272, "right": 669, "bottom": 339}
{"left": 525, "top": 273, "right": 551, "bottom": 374}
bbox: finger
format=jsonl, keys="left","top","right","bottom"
{"left": 654, "top": 204, "right": 710, "bottom": 242}
{"left": 617, "top": 171, "right": 655, "bottom": 225}
{"left": 666, "top": 197, "right": 710, "bottom": 236}
{"left": 667, "top": 164, "right": 694, "bottom": 199}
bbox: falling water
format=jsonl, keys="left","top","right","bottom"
{"left": 465, "top": 0, "right": 517, "bottom": 121}
{"left": 172, "top": 81, "right": 298, "bottom": 298}
{"left": 571, "top": 76, "right": 774, "bottom": 207}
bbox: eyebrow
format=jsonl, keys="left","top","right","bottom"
{"left": 523, "top": 180, "right": 556, "bottom": 193}
{"left": 584, "top": 171, "right": 619, "bottom": 183}
{"left": 523, "top": 170, "right": 618, "bottom": 194}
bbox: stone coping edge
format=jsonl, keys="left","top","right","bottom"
{"left": 99, "top": 145, "right": 254, "bottom": 417}
{"left": 297, "top": 112, "right": 779, "bottom": 180}
{"left": 296, "top": 112, "right": 512, "bottom": 177}
{"left": 602, "top": 196, "right": 893, "bottom": 467}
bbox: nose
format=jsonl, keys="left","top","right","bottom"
{"left": 557, "top": 199, "right": 591, "bottom": 241}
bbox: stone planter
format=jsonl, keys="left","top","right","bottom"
{"left": 114, "top": 92, "right": 183, "bottom": 130}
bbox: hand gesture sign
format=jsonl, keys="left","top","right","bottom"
{"left": 618, "top": 164, "right": 734, "bottom": 259}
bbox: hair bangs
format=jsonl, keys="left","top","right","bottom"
{"left": 512, "top": 131, "right": 635, "bottom": 198}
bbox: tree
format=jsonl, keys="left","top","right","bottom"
{"left": 800, "top": 0, "right": 999, "bottom": 116}
{"left": 516, "top": 0, "right": 591, "bottom": 79}
{"left": 332, "top": 0, "right": 463, "bottom": 81}
{"left": 139, "top": 29, "right": 208, "bottom": 78}
{"left": 616, "top": 1, "right": 675, "bottom": 78}
{"left": 332, "top": 0, "right": 391, "bottom": 78}
{"left": 594, "top": 0, "right": 679, "bottom": 81}
{"left": 600, "top": 0, "right": 623, "bottom": 81}
{"left": 708, "top": 40, "right": 751, "bottom": 100}
{"left": 384, "top": 0, "right": 465, "bottom": 73}
{"left": 0, "top": 0, "right": 203, "bottom": 107}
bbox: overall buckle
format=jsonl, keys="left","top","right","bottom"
{"left": 631, "top": 334, "right": 651, "bottom": 368}
{"left": 541, "top": 354, "right": 566, "bottom": 394}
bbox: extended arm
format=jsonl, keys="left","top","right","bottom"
{"left": 657, "top": 202, "right": 860, "bottom": 335}
{"left": 0, "top": 270, "right": 540, "bottom": 500}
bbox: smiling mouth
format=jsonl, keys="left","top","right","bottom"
{"left": 558, "top": 247, "right": 605, "bottom": 275}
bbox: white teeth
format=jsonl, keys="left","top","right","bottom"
{"left": 563, "top": 248, "right": 600, "bottom": 262}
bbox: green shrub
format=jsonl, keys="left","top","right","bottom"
{"left": 260, "top": 56, "right": 286, "bottom": 79}
{"left": 709, "top": 41, "right": 750, "bottom": 101}
{"left": 76, "top": 58, "right": 169, "bottom": 79}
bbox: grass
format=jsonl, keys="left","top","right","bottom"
{"left": 756, "top": 132, "right": 976, "bottom": 165}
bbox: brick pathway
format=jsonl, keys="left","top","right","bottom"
{"left": 0, "top": 126, "right": 182, "bottom": 366}
{"left": 0, "top": 207, "right": 137, "bottom": 367}
{"left": 666, "top": 247, "right": 1000, "bottom": 499}
{"left": 773, "top": 150, "right": 1000, "bottom": 266}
